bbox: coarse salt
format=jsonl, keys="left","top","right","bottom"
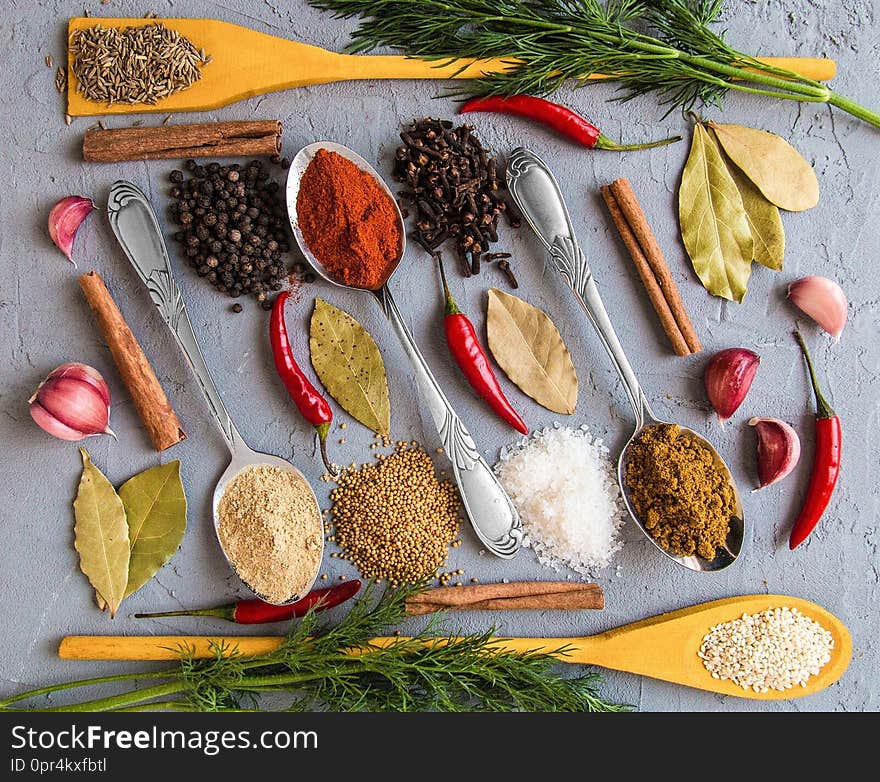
{"left": 495, "top": 426, "right": 625, "bottom": 574}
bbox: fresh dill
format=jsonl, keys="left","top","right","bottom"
{"left": 307, "top": 0, "right": 880, "bottom": 127}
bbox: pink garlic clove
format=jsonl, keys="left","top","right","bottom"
{"left": 703, "top": 348, "right": 760, "bottom": 423}
{"left": 28, "top": 362, "right": 115, "bottom": 441}
{"left": 749, "top": 417, "right": 801, "bottom": 489}
{"left": 787, "top": 276, "right": 848, "bottom": 342}
{"left": 48, "top": 196, "right": 96, "bottom": 268}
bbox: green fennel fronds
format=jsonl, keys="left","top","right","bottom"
{"left": 0, "top": 582, "right": 629, "bottom": 713}
{"left": 306, "top": 0, "right": 880, "bottom": 127}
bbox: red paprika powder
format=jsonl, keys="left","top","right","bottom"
{"left": 296, "top": 148, "right": 402, "bottom": 290}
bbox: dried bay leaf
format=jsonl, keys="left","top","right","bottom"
{"left": 73, "top": 449, "right": 130, "bottom": 617}
{"left": 726, "top": 155, "right": 785, "bottom": 271}
{"left": 486, "top": 288, "right": 577, "bottom": 414}
{"left": 310, "top": 298, "right": 390, "bottom": 435}
{"left": 708, "top": 122, "right": 819, "bottom": 212}
{"left": 119, "top": 460, "right": 187, "bottom": 598}
{"left": 679, "top": 122, "right": 754, "bottom": 303}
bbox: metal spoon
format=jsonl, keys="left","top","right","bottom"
{"left": 107, "top": 180, "right": 323, "bottom": 604}
{"left": 505, "top": 148, "right": 744, "bottom": 572}
{"left": 286, "top": 142, "right": 522, "bottom": 558}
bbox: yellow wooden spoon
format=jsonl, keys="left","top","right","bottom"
{"left": 58, "top": 594, "right": 851, "bottom": 701}
{"left": 66, "top": 17, "right": 837, "bottom": 117}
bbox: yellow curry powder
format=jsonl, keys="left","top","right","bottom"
{"left": 624, "top": 424, "right": 735, "bottom": 560}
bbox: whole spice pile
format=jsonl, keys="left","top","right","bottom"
{"left": 297, "top": 148, "right": 402, "bottom": 290}
{"left": 329, "top": 443, "right": 460, "bottom": 585}
{"left": 69, "top": 23, "right": 209, "bottom": 105}
{"left": 168, "top": 159, "right": 296, "bottom": 309}
{"left": 392, "top": 118, "right": 518, "bottom": 278}
{"left": 495, "top": 426, "right": 625, "bottom": 574}
{"left": 624, "top": 424, "right": 736, "bottom": 560}
{"left": 699, "top": 607, "right": 834, "bottom": 693}
{"left": 217, "top": 464, "right": 323, "bottom": 603}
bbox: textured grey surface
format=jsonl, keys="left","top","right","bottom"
{"left": 0, "top": 0, "right": 877, "bottom": 712}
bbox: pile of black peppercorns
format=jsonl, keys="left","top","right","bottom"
{"left": 168, "top": 159, "right": 293, "bottom": 310}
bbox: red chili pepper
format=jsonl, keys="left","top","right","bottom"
{"left": 134, "top": 580, "right": 362, "bottom": 624}
{"left": 437, "top": 256, "right": 528, "bottom": 435}
{"left": 789, "top": 331, "right": 841, "bottom": 550}
{"left": 459, "top": 95, "right": 681, "bottom": 151}
{"left": 270, "top": 290, "right": 335, "bottom": 472}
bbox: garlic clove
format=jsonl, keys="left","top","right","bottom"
{"left": 48, "top": 196, "right": 96, "bottom": 268}
{"left": 787, "top": 276, "right": 848, "bottom": 342}
{"left": 703, "top": 348, "right": 760, "bottom": 423}
{"left": 28, "top": 362, "right": 115, "bottom": 441}
{"left": 749, "top": 417, "right": 801, "bottom": 489}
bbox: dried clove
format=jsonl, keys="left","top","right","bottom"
{"left": 497, "top": 259, "right": 519, "bottom": 289}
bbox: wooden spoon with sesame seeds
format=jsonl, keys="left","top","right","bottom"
{"left": 59, "top": 594, "right": 852, "bottom": 701}
{"left": 64, "top": 17, "right": 837, "bottom": 117}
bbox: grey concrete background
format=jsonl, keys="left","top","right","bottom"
{"left": 0, "top": 0, "right": 877, "bottom": 713}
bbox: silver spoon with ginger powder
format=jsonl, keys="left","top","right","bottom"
{"left": 107, "top": 180, "right": 323, "bottom": 604}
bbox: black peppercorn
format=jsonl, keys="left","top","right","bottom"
{"left": 166, "top": 158, "right": 292, "bottom": 310}
{"left": 231, "top": 303, "right": 243, "bottom": 313}
{"left": 260, "top": 299, "right": 273, "bottom": 311}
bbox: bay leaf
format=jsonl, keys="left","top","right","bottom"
{"left": 118, "top": 460, "right": 187, "bottom": 599}
{"left": 725, "top": 152, "right": 786, "bottom": 271}
{"left": 73, "top": 449, "right": 130, "bottom": 617}
{"left": 679, "top": 122, "right": 754, "bottom": 303}
{"left": 310, "top": 298, "right": 390, "bottom": 435}
{"left": 708, "top": 122, "right": 819, "bottom": 212}
{"left": 486, "top": 288, "right": 577, "bottom": 414}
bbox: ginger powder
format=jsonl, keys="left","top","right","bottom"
{"left": 218, "top": 464, "right": 322, "bottom": 603}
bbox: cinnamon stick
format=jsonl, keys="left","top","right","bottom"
{"left": 606, "top": 178, "right": 702, "bottom": 355}
{"left": 405, "top": 581, "right": 604, "bottom": 615}
{"left": 601, "top": 185, "right": 690, "bottom": 357}
{"left": 82, "top": 120, "right": 282, "bottom": 163}
{"left": 79, "top": 272, "right": 186, "bottom": 451}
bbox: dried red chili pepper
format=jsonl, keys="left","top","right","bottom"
{"left": 437, "top": 255, "right": 528, "bottom": 435}
{"left": 134, "top": 580, "right": 362, "bottom": 624}
{"left": 270, "top": 290, "right": 335, "bottom": 473}
{"left": 789, "top": 331, "right": 841, "bottom": 550}
{"left": 459, "top": 95, "right": 680, "bottom": 151}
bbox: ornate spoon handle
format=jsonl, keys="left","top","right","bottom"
{"left": 376, "top": 285, "right": 522, "bottom": 558}
{"left": 506, "top": 147, "right": 652, "bottom": 429}
{"left": 107, "top": 180, "right": 247, "bottom": 455}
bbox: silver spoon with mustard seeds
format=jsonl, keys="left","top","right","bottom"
{"left": 505, "top": 147, "right": 744, "bottom": 572}
{"left": 107, "top": 180, "right": 324, "bottom": 604}
{"left": 286, "top": 141, "right": 523, "bottom": 560}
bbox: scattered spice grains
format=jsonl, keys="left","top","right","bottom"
{"left": 495, "top": 426, "right": 625, "bottom": 574}
{"left": 217, "top": 464, "right": 322, "bottom": 604}
{"left": 624, "top": 424, "right": 736, "bottom": 560}
{"left": 329, "top": 443, "right": 460, "bottom": 586}
{"left": 69, "top": 23, "right": 208, "bottom": 105}
{"left": 699, "top": 607, "right": 834, "bottom": 693}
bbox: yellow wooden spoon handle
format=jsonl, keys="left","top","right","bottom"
{"left": 338, "top": 54, "right": 836, "bottom": 83}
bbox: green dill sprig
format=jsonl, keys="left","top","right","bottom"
{"left": 307, "top": 0, "right": 880, "bottom": 127}
{"left": 0, "top": 582, "right": 628, "bottom": 713}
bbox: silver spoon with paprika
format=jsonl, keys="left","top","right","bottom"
{"left": 286, "top": 142, "right": 522, "bottom": 559}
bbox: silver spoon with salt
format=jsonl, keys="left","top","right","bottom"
{"left": 286, "top": 142, "right": 522, "bottom": 559}
{"left": 107, "top": 180, "right": 323, "bottom": 604}
{"left": 505, "top": 148, "right": 744, "bottom": 572}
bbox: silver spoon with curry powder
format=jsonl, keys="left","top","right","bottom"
{"left": 107, "top": 180, "right": 324, "bottom": 604}
{"left": 505, "top": 148, "right": 744, "bottom": 572}
{"left": 286, "top": 142, "right": 522, "bottom": 559}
